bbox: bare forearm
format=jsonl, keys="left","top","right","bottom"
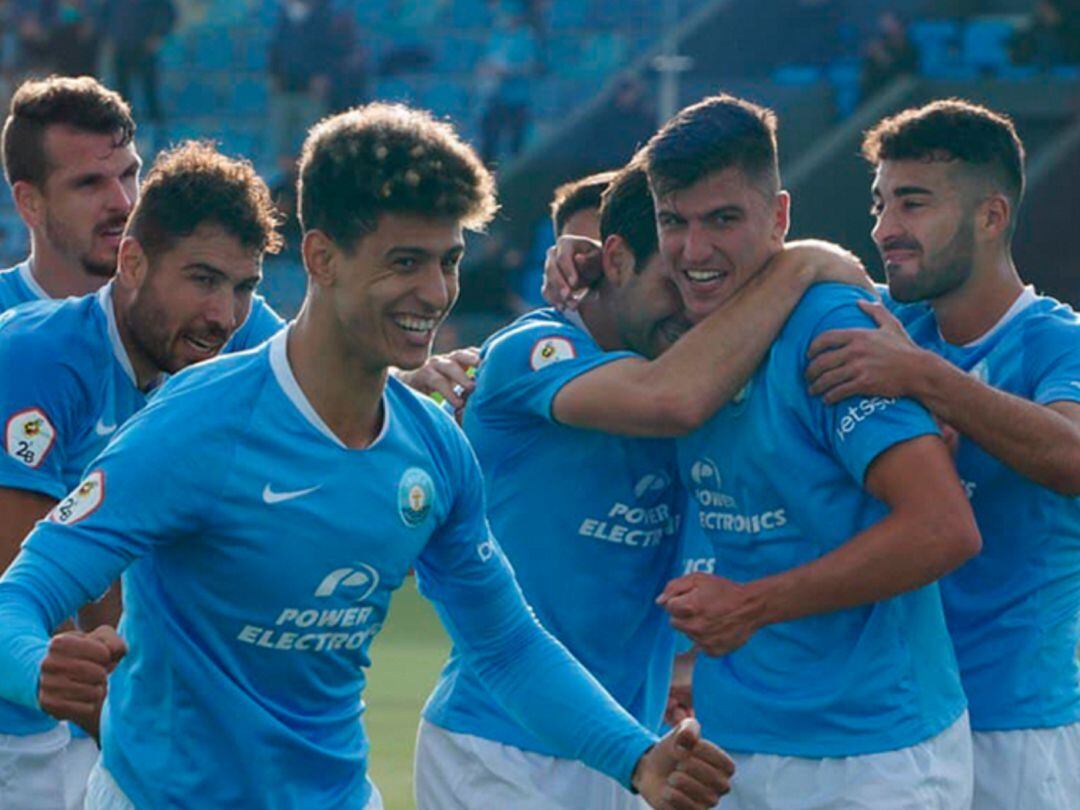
{"left": 909, "top": 353, "right": 1080, "bottom": 493}
{"left": 755, "top": 507, "right": 976, "bottom": 627}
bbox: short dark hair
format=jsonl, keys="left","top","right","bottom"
{"left": 599, "top": 158, "right": 657, "bottom": 269}
{"left": 298, "top": 103, "right": 497, "bottom": 249}
{"left": 862, "top": 99, "right": 1026, "bottom": 211}
{"left": 550, "top": 171, "right": 616, "bottom": 236}
{"left": 127, "top": 141, "right": 282, "bottom": 260}
{"left": 644, "top": 94, "right": 780, "bottom": 198}
{"left": 2, "top": 75, "right": 135, "bottom": 186}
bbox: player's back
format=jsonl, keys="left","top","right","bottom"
{"left": 423, "top": 308, "right": 680, "bottom": 754}
{"left": 678, "top": 282, "right": 966, "bottom": 757}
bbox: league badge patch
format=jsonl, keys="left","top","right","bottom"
{"left": 529, "top": 336, "right": 576, "bottom": 371}
{"left": 398, "top": 467, "right": 434, "bottom": 527}
{"left": 50, "top": 470, "right": 105, "bottom": 525}
{"left": 5, "top": 407, "right": 56, "bottom": 469}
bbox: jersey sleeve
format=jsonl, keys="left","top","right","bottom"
{"left": 413, "top": 429, "right": 656, "bottom": 787}
{"left": 0, "top": 328, "right": 83, "bottom": 500}
{"left": 1024, "top": 314, "right": 1080, "bottom": 406}
{"left": 790, "top": 286, "right": 940, "bottom": 484}
{"left": 224, "top": 294, "right": 285, "bottom": 353}
{"left": 477, "top": 321, "right": 637, "bottom": 425}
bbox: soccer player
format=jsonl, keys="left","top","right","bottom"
{"left": 641, "top": 95, "right": 983, "bottom": 809}
{"left": 0, "top": 139, "right": 280, "bottom": 810}
{"left": 805, "top": 99, "right": 1080, "bottom": 810}
{"left": 0, "top": 76, "right": 283, "bottom": 350}
{"left": 416, "top": 157, "right": 872, "bottom": 810}
{"left": 0, "top": 104, "right": 734, "bottom": 810}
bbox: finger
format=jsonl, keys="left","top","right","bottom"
{"left": 40, "top": 677, "right": 105, "bottom": 705}
{"left": 428, "top": 378, "right": 463, "bottom": 409}
{"left": 685, "top": 740, "right": 737, "bottom": 778}
{"left": 804, "top": 347, "right": 851, "bottom": 384}
{"left": 659, "top": 783, "right": 710, "bottom": 810}
{"left": 807, "top": 330, "right": 859, "bottom": 359}
{"left": 857, "top": 299, "right": 903, "bottom": 331}
{"left": 663, "top": 596, "right": 698, "bottom": 621}
{"left": 88, "top": 626, "right": 127, "bottom": 664}
{"left": 448, "top": 347, "right": 481, "bottom": 367}
{"left": 657, "top": 576, "right": 696, "bottom": 605}
{"left": 667, "top": 768, "right": 721, "bottom": 807}
{"left": 39, "top": 695, "right": 102, "bottom": 722}
{"left": 807, "top": 365, "right": 859, "bottom": 398}
{"left": 41, "top": 655, "right": 110, "bottom": 687}
{"left": 46, "top": 634, "right": 112, "bottom": 668}
{"left": 822, "top": 379, "right": 867, "bottom": 405}
{"left": 675, "top": 752, "right": 733, "bottom": 791}
{"left": 672, "top": 717, "right": 701, "bottom": 754}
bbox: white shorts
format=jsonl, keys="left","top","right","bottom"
{"left": 0, "top": 724, "right": 97, "bottom": 810}
{"left": 85, "top": 759, "right": 384, "bottom": 809}
{"left": 718, "top": 712, "right": 973, "bottom": 810}
{"left": 414, "top": 719, "right": 648, "bottom": 810}
{"left": 971, "top": 721, "right": 1080, "bottom": 810}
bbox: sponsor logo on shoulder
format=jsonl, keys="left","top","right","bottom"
{"left": 834, "top": 396, "right": 897, "bottom": 442}
{"left": 529, "top": 336, "right": 576, "bottom": 371}
{"left": 50, "top": 470, "right": 105, "bottom": 525}
{"left": 398, "top": 467, "right": 434, "bottom": 527}
{"left": 262, "top": 483, "right": 322, "bottom": 504}
{"left": 5, "top": 407, "right": 56, "bottom": 468}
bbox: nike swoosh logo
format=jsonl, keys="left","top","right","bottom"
{"left": 262, "top": 483, "right": 321, "bottom": 504}
{"left": 94, "top": 419, "right": 117, "bottom": 436}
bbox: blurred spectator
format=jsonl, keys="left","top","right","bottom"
{"left": 477, "top": 7, "right": 540, "bottom": 165}
{"left": 51, "top": 0, "right": 104, "bottom": 77}
{"left": 328, "top": 7, "right": 369, "bottom": 112}
{"left": 1012, "top": 1, "right": 1080, "bottom": 68}
{"left": 267, "top": 0, "right": 336, "bottom": 166}
{"left": 104, "top": 0, "right": 176, "bottom": 125}
{"left": 859, "top": 10, "right": 918, "bottom": 100}
{"left": 13, "top": 2, "right": 54, "bottom": 77}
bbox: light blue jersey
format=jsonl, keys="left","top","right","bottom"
{"left": 679, "top": 283, "right": 966, "bottom": 757}
{"left": 0, "top": 287, "right": 150, "bottom": 737}
{"left": 0, "top": 330, "right": 656, "bottom": 809}
{"left": 0, "top": 259, "right": 283, "bottom": 350}
{"left": 424, "top": 309, "right": 681, "bottom": 752}
{"left": 891, "top": 287, "right": 1080, "bottom": 732}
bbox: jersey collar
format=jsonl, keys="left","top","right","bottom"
{"left": 18, "top": 259, "right": 50, "bottom": 301}
{"left": 268, "top": 327, "right": 392, "bottom": 450}
{"left": 96, "top": 284, "right": 166, "bottom": 393}
{"left": 950, "top": 285, "right": 1038, "bottom": 350}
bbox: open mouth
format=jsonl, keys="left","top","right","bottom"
{"left": 183, "top": 334, "right": 225, "bottom": 357}
{"left": 391, "top": 314, "right": 440, "bottom": 346}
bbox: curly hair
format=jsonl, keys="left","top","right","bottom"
{"left": 127, "top": 141, "right": 282, "bottom": 260}
{"left": 2, "top": 75, "right": 136, "bottom": 186}
{"left": 298, "top": 103, "right": 497, "bottom": 249}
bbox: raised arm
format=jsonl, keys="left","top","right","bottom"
{"left": 553, "top": 241, "right": 872, "bottom": 437}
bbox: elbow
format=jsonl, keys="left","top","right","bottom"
{"left": 648, "top": 389, "right": 713, "bottom": 437}
{"left": 933, "top": 506, "right": 982, "bottom": 573}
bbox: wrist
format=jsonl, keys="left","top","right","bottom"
{"left": 905, "top": 350, "right": 950, "bottom": 409}
{"left": 630, "top": 743, "right": 654, "bottom": 794}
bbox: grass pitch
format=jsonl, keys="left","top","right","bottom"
{"left": 365, "top": 579, "right": 450, "bottom": 809}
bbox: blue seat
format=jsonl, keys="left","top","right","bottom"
{"left": 963, "top": 18, "right": 1016, "bottom": 72}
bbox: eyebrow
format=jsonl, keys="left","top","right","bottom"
{"left": 68, "top": 158, "right": 141, "bottom": 187}
{"left": 387, "top": 245, "right": 465, "bottom": 259}
{"left": 185, "top": 263, "right": 262, "bottom": 284}
{"left": 894, "top": 185, "right": 934, "bottom": 197}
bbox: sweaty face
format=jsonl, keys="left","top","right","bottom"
{"left": 871, "top": 160, "right": 978, "bottom": 303}
{"left": 126, "top": 223, "right": 262, "bottom": 374}
{"left": 330, "top": 214, "right": 463, "bottom": 373}
{"left": 612, "top": 252, "right": 688, "bottom": 359}
{"left": 39, "top": 125, "right": 141, "bottom": 277}
{"left": 655, "top": 167, "right": 788, "bottom": 324}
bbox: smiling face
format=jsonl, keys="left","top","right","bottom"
{"left": 34, "top": 125, "right": 141, "bottom": 277}
{"left": 654, "top": 166, "right": 789, "bottom": 323}
{"left": 871, "top": 159, "right": 979, "bottom": 303}
{"left": 322, "top": 213, "right": 464, "bottom": 373}
{"left": 122, "top": 222, "right": 262, "bottom": 373}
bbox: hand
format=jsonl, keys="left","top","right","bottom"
{"left": 395, "top": 348, "right": 480, "bottom": 411}
{"left": 540, "top": 234, "right": 602, "bottom": 310}
{"left": 658, "top": 573, "right": 767, "bottom": 656}
{"left": 664, "top": 651, "right": 696, "bottom": 727}
{"left": 806, "top": 300, "right": 929, "bottom": 404}
{"left": 38, "top": 626, "right": 127, "bottom": 741}
{"left": 632, "top": 718, "right": 735, "bottom": 809}
{"left": 770, "top": 239, "right": 875, "bottom": 293}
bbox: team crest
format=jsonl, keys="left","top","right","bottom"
{"left": 49, "top": 470, "right": 105, "bottom": 525}
{"left": 398, "top": 467, "right": 434, "bottom": 527}
{"left": 5, "top": 407, "right": 56, "bottom": 469}
{"left": 529, "top": 336, "right": 575, "bottom": 371}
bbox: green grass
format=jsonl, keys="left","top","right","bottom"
{"left": 364, "top": 580, "right": 450, "bottom": 809}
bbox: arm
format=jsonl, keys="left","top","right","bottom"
{"left": 0, "top": 486, "right": 56, "bottom": 575}
{"left": 807, "top": 300, "right": 1080, "bottom": 495}
{"left": 554, "top": 241, "right": 873, "bottom": 437}
{"left": 661, "top": 435, "right": 981, "bottom": 655}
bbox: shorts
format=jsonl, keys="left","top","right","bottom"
{"left": 971, "top": 720, "right": 1080, "bottom": 810}
{"left": 0, "top": 724, "right": 96, "bottom": 810}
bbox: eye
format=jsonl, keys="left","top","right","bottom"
{"left": 657, "top": 213, "right": 681, "bottom": 229}
{"left": 394, "top": 256, "right": 418, "bottom": 271}
{"left": 869, "top": 203, "right": 883, "bottom": 217}
{"left": 441, "top": 256, "right": 461, "bottom": 273}
{"left": 902, "top": 200, "right": 924, "bottom": 211}
{"left": 192, "top": 273, "right": 217, "bottom": 289}
{"left": 237, "top": 279, "right": 259, "bottom": 294}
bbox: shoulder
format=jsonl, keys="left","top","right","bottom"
{"left": 225, "top": 294, "right": 285, "bottom": 353}
{"left": 482, "top": 308, "right": 595, "bottom": 369}
{"left": 1018, "top": 296, "right": 1080, "bottom": 343}
{"left": 0, "top": 295, "right": 105, "bottom": 386}
{"left": 782, "top": 282, "right": 878, "bottom": 342}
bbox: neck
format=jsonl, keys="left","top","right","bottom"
{"left": 930, "top": 250, "right": 1024, "bottom": 345}
{"left": 577, "top": 288, "right": 625, "bottom": 352}
{"left": 110, "top": 285, "right": 163, "bottom": 391}
{"left": 29, "top": 233, "right": 109, "bottom": 299}
{"left": 287, "top": 299, "right": 387, "bottom": 448}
